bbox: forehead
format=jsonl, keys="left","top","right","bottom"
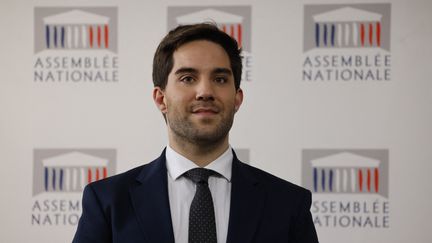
{"left": 171, "top": 40, "right": 231, "bottom": 71}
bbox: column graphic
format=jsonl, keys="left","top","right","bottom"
{"left": 42, "top": 152, "right": 109, "bottom": 192}
{"left": 42, "top": 10, "right": 110, "bottom": 49}
{"left": 310, "top": 152, "right": 380, "bottom": 194}
{"left": 33, "top": 149, "right": 116, "bottom": 196}
{"left": 303, "top": 4, "right": 391, "bottom": 52}
{"left": 313, "top": 7, "right": 382, "bottom": 48}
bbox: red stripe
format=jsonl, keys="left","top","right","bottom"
{"left": 376, "top": 22, "right": 381, "bottom": 47}
{"left": 360, "top": 24, "right": 365, "bottom": 46}
{"left": 222, "top": 25, "right": 226, "bottom": 33}
{"left": 237, "top": 24, "right": 242, "bottom": 48}
{"left": 375, "top": 168, "right": 379, "bottom": 192}
{"left": 97, "top": 26, "right": 101, "bottom": 48}
{"left": 358, "top": 169, "right": 363, "bottom": 192}
{"left": 96, "top": 168, "right": 100, "bottom": 181}
{"left": 89, "top": 26, "right": 93, "bottom": 48}
{"left": 369, "top": 23, "right": 373, "bottom": 45}
{"left": 367, "top": 169, "right": 371, "bottom": 192}
{"left": 230, "top": 25, "right": 234, "bottom": 37}
{"left": 104, "top": 25, "right": 109, "bottom": 48}
{"left": 103, "top": 167, "right": 107, "bottom": 179}
{"left": 87, "top": 169, "right": 92, "bottom": 184}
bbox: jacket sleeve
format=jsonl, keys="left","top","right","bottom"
{"left": 72, "top": 184, "right": 112, "bottom": 243}
{"left": 289, "top": 190, "right": 319, "bottom": 243}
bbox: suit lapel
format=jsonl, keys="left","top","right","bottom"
{"left": 129, "top": 150, "right": 175, "bottom": 243}
{"left": 226, "top": 154, "right": 267, "bottom": 243}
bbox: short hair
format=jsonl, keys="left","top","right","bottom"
{"left": 152, "top": 23, "right": 242, "bottom": 90}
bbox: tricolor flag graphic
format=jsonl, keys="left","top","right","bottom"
{"left": 43, "top": 10, "right": 110, "bottom": 49}
{"left": 313, "top": 7, "right": 382, "bottom": 48}
{"left": 42, "top": 152, "right": 109, "bottom": 192}
{"left": 302, "top": 149, "right": 388, "bottom": 198}
{"left": 176, "top": 9, "right": 244, "bottom": 48}
{"left": 303, "top": 4, "right": 391, "bottom": 52}
{"left": 311, "top": 152, "right": 380, "bottom": 194}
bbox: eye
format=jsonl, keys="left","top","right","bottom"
{"left": 214, "top": 76, "right": 228, "bottom": 84}
{"left": 179, "top": 75, "right": 195, "bottom": 83}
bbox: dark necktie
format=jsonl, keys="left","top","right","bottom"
{"left": 184, "top": 168, "right": 218, "bottom": 243}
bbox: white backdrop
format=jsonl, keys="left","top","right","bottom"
{"left": 1, "top": 0, "right": 431, "bottom": 242}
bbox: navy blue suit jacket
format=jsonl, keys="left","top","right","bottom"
{"left": 73, "top": 150, "right": 318, "bottom": 243}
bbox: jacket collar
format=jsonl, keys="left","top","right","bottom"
{"left": 226, "top": 151, "right": 267, "bottom": 243}
{"left": 129, "top": 149, "right": 175, "bottom": 243}
{"left": 129, "top": 149, "right": 267, "bottom": 243}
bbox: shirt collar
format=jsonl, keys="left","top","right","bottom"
{"left": 165, "top": 145, "right": 233, "bottom": 182}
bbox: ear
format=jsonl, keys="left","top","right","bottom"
{"left": 153, "top": 87, "right": 167, "bottom": 114}
{"left": 234, "top": 88, "right": 243, "bottom": 112}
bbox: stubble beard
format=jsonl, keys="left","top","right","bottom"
{"left": 167, "top": 107, "right": 235, "bottom": 148}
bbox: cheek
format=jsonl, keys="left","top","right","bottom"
{"left": 165, "top": 95, "right": 188, "bottom": 112}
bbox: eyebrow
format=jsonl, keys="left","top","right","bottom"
{"left": 212, "top": 68, "right": 232, "bottom": 76}
{"left": 174, "top": 67, "right": 233, "bottom": 76}
{"left": 174, "top": 67, "right": 198, "bottom": 75}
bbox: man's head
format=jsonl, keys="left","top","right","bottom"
{"left": 152, "top": 23, "right": 242, "bottom": 90}
{"left": 152, "top": 23, "right": 243, "bottom": 148}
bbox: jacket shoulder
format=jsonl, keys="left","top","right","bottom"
{"left": 238, "top": 161, "right": 311, "bottom": 196}
{"left": 85, "top": 157, "right": 159, "bottom": 198}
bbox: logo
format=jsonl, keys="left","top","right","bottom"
{"left": 31, "top": 149, "right": 116, "bottom": 226}
{"left": 302, "top": 149, "right": 390, "bottom": 228}
{"left": 32, "top": 149, "right": 116, "bottom": 196}
{"left": 304, "top": 6, "right": 390, "bottom": 51}
{"left": 33, "top": 7, "right": 119, "bottom": 83}
{"left": 168, "top": 6, "right": 253, "bottom": 82}
{"left": 302, "top": 4, "right": 391, "bottom": 82}
{"left": 34, "top": 9, "right": 117, "bottom": 53}
{"left": 303, "top": 151, "right": 388, "bottom": 197}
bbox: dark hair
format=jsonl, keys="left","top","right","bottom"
{"left": 152, "top": 23, "right": 242, "bottom": 90}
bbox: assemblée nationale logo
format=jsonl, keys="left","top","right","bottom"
{"left": 303, "top": 4, "right": 391, "bottom": 82}
{"left": 33, "top": 7, "right": 118, "bottom": 83}
{"left": 167, "top": 6, "right": 253, "bottom": 82}
{"left": 31, "top": 149, "right": 116, "bottom": 226}
{"left": 302, "top": 149, "right": 390, "bottom": 228}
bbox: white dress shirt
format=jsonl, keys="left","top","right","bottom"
{"left": 166, "top": 145, "right": 233, "bottom": 243}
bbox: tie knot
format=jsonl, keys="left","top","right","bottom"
{"left": 185, "top": 168, "right": 216, "bottom": 184}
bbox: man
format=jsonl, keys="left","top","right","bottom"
{"left": 73, "top": 23, "right": 318, "bottom": 243}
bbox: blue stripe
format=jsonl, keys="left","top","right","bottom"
{"left": 315, "top": 23, "right": 320, "bottom": 47}
{"left": 52, "top": 168, "right": 56, "bottom": 190}
{"left": 323, "top": 24, "right": 327, "bottom": 46}
{"left": 61, "top": 26, "right": 65, "bottom": 48}
{"left": 313, "top": 168, "right": 317, "bottom": 192}
{"left": 329, "top": 169, "right": 333, "bottom": 192}
{"left": 45, "top": 25, "right": 50, "bottom": 48}
{"left": 331, "top": 24, "right": 335, "bottom": 46}
{"left": 44, "top": 167, "right": 48, "bottom": 191}
{"left": 321, "top": 169, "right": 326, "bottom": 191}
{"left": 59, "top": 169, "right": 64, "bottom": 190}
{"left": 53, "top": 26, "right": 57, "bottom": 48}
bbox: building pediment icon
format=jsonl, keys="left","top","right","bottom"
{"left": 313, "top": 7, "right": 382, "bottom": 22}
{"left": 311, "top": 152, "right": 380, "bottom": 168}
{"left": 176, "top": 9, "right": 243, "bottom": 24}
{"left": 42, "top": 151, "right": 108, "bottom": 167}
{"left": 43, "top": 9, "right": 109, "bottom": 25}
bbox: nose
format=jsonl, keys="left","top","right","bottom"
{"left": 195, "top": 79, "right": 215, "bottom": 101}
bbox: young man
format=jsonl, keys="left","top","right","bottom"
{"left": 73, "top": 23, "right": 318, "bottom": 243}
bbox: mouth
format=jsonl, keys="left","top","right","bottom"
{"left": 192, "top": 109, "right": 218, "bottom": 116}
{"left": 191, "top": 105, "right": 219, "bottom": 116}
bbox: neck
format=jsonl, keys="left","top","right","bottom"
{"left": 168, "top": 132, "right": 229, "bottom": 167}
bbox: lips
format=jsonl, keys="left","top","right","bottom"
{"left": 191, "top": 104, "right": 220, "bottom": 114}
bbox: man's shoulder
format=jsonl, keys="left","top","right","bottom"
{"left": 237, "top": 161, "right": 310, "bottom": 196}
{"left": 87, "top": 157, "right": 160, "bottom": 193}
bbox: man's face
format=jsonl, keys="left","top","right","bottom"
{"left": 154, "top": 40, "right": 243, "bottom": 146}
